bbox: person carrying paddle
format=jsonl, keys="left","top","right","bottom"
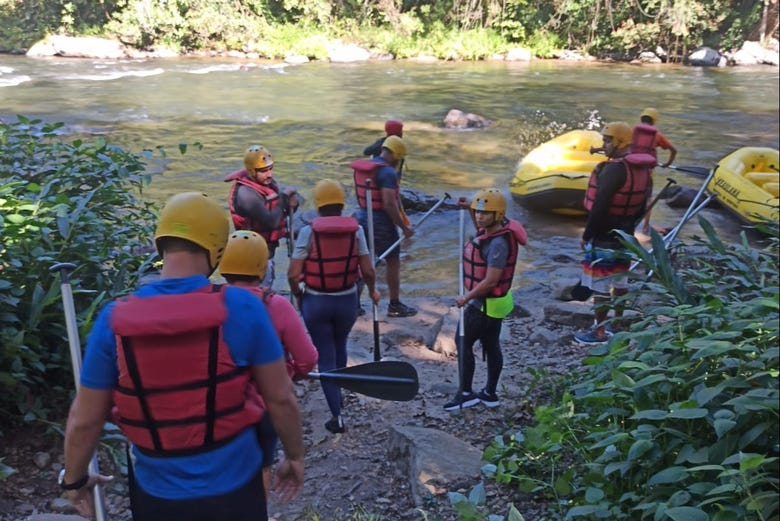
{"left": 219, "top": 230, "right": 318, "bottom": 507}
{"left": 225, "top": 144, "right": 298, "bottom": 288}
{"left": 287, "top": 179, "right": 380, "bottom": 434}
{"left": 62, "top": 192, "right": 304, "bottom": 520}
{"left": 444, "top": 189, "right": 527, "bottom": 411}
{"left": 575, "top": 122, "right": 652, "bottom": 345}
{"left": 637, "top": 108, "right": 677, "bottom": 234}
{"left": 352, "top": 135, "right": 417, "bottom": 317}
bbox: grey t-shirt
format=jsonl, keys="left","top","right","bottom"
{"left": 292, "top": 223, "right": 370, "bottom": 259}
{"left": 468, "top": 233, "right": 510, "bottom": 310}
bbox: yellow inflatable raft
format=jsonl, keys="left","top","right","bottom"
{"left": 510, "top": 130, "right": 606, "bottom": 216}
{"left": 708, "top": 147, "right": 779, "bottom": 225}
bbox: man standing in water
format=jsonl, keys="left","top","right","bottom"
{"left": 352, "top": 135, "right": 417, "bottom": 317}
{"left": 225, "top": 145, "right": 298, "bottom": 288}
{"left": 575, "top": 122, "right": 652, "bottom": 345}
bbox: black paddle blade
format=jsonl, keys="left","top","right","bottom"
{"left": 309, "top": 361, "right": 419, "bottom": 402}
{"left": 570, "top": 281, "right": 593, "bottom": 302}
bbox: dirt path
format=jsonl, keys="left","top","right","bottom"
{"left": 266, "top": 294, "right": 584, "bottom": 521}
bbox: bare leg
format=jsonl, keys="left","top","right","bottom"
{"left": 386, "top": 257, "right": 400, "bottom": 302}
{"left": 593, "top": 294, "right": 610, "bottom": 337}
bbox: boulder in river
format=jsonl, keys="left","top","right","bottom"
{"left": 688, "top": 46, "right": 723, "bottom": 67}
{"left": 27, "top": 35, "right": 127, "bottom": 59}
{"left": 442, "top": 109, "right": 492, "bottom": 130}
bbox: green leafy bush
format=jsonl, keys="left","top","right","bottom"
{"left": 483, "top": 219, "right": 779, "bottom": 520}
{"left": 0, "top": 116, "right": 158, "bottom": 428}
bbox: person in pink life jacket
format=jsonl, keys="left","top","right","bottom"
{"left": 636, "top": 108, "right": 678, "bottom": 234}
{"left": 443, "top": 189, "right": 528, "bottom": 412}
{"left": 288, "top": 179, "right": 380, "bottom": 434}
{"left": 225, "top": 145, "right": 299, "bottom": 288}
{"left": 64, "top": 192, "right": 304, "bottom": 520}
{"left": 218, "top": 230, "right": 318, "bottom": 509}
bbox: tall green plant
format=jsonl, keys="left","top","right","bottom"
{"left": 483, "top": 219, "right": 779, "bottom": 520}
{"left": 0, "top": 116, "right": 158, "bottom": 428}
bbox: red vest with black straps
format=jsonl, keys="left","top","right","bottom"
{"left": 351, "top": 159, "right": 399, "bottom": 210}
{"left": 631, "top": 123, "right": 658, "bottom": 158}
{"left": 225, "top": 169, "right": 286, "bottom": 243}
{"left": 111, "top": 284, "right": 262, "bottom": 456}
{"left": 303, "top": 216, "right": 361, "bottom": 292}
{"left": 582, "top": 153, "right": 655, "bottom": 217}
{"left": 463, "top": 219, "right": 528, "bottom": 298}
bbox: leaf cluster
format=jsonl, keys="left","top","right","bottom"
{"left": 0, "top": 116, "right": 159, "bottom": 430}
{"left": 483, "top": 220, "right": 779, "bottom": 520}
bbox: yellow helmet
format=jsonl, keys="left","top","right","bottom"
{"left": 154, "top": 192, "right": 230, "bottom": 271}
{"left": 640, "top": 108, "right": 659, "bottom": 125}
{"left": 313, "top": 179, "right": 345, "bottom": 209}
{"left": 244, "top": 145, "right": 274, "bottom": 180}
{"left": 219, "top": 230, "right": 269, "bottom": 279}
{"left": 382, "top": 135, "right": 407, "bottom": 159}
{"left": 601, "top": 122, "right": 632, "bottom": 150}
{"left": 470, "top": 188, "right": 506, "bottom": 222}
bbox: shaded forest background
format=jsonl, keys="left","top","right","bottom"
{"left": 0, "top": 0, "right": 778, "bottom": 60}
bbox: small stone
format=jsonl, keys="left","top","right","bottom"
{"left": 33, "top": 451, "right": 52, "bottom": 469}
{"left": 48, "top": 497, "right": 77, "bottom": 513}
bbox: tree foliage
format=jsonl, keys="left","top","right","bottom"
{"left": 0, "top": 0, "right": 775, "bottom": 58}
{"left": 0, "top": 116, "right": 158, "bottom": 430}
{"left": 483, "top": 222, "right": 779, "bottom": 520}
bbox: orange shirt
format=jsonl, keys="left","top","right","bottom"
{"left": 655, "top": 132, "right": 673, "bottom": 150}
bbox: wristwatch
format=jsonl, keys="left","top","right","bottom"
{"left": 58, "top": 468, "right": 89, "bottom": 490}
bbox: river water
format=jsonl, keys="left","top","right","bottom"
{"left": 1, "top": 56, "right": 778, "bottom": 296}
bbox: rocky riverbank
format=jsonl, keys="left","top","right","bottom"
{"left": 16, "top": 34, "right": 780, "bottom": 67}
{"left": 1, "top": 272, "right": 603, "bottom": 520}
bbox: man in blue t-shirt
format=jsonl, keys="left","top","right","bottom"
{"left": 61, "top": 192, "right": 304, "bottom": 521}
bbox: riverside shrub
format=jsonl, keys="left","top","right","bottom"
{"left": 0, "top": 116, "right": 158, "bottom": 428}
{"left": 483, "top": 220, "right": 779, "bottom": 520}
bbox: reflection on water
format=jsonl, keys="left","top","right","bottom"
{"left": 1, "top": 56, "right": 777, "bottom": 295}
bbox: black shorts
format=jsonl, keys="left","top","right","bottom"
{"left": 130, "top": 466, "right": 266, "bottom": 521}
{"left": 256, "top": 414, "right": 279, "bottom": 468}
{"left": 373, "top": 219, "right": 401, "bottom": 259}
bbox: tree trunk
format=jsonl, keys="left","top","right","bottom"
{"left": 761, "top": 0, "right": 769, "bottom": 42}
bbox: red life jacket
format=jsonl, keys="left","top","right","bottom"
{"left": 463, "top": 219, "right": 528, "bottom": 298}
{"left": 631, "top": 123, "right": 658, "bottom": 158}
{"left": 111, "top": 284, "right": 262, "bottom": 456}
{"left": 303, "top": 216, "right": 361, "bottom": 292}
{"left": 225, "top": 169, "right": 286, "bottom": 243}
{"left": 582, "top": 153, "right": 655, "bottom": 216}
{"left": 351, "top": 159, "right": 398, "bottom": 210}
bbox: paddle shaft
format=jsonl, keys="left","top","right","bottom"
{"left": 635, "top": 177, "right": 677, "bottom": 230}
{"left": 456, "top": 208, "right": 466, "bottom": 392}
{"left": 50, "top": 263, "right": 108, "bottom": 521}
{"left": 375, "top": 193, "right": 451, "bottom": 263}
{"left": 309, "top": 373, "right": 416, "bottom": 384}
{"left": 365, "top": 180, "right": 381, "bottom": 362}
{"left": 287, "top": 212, "right": 294, "bottom": 303}
{"left": 629, "top": 166, "right": 720, "bottom": 274}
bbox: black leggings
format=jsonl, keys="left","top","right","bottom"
{"left": 458, "top": 305, "right": 504, "bottom": 395}
{"left": 130, "top": 463, "right": 267, "bottom": 521}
